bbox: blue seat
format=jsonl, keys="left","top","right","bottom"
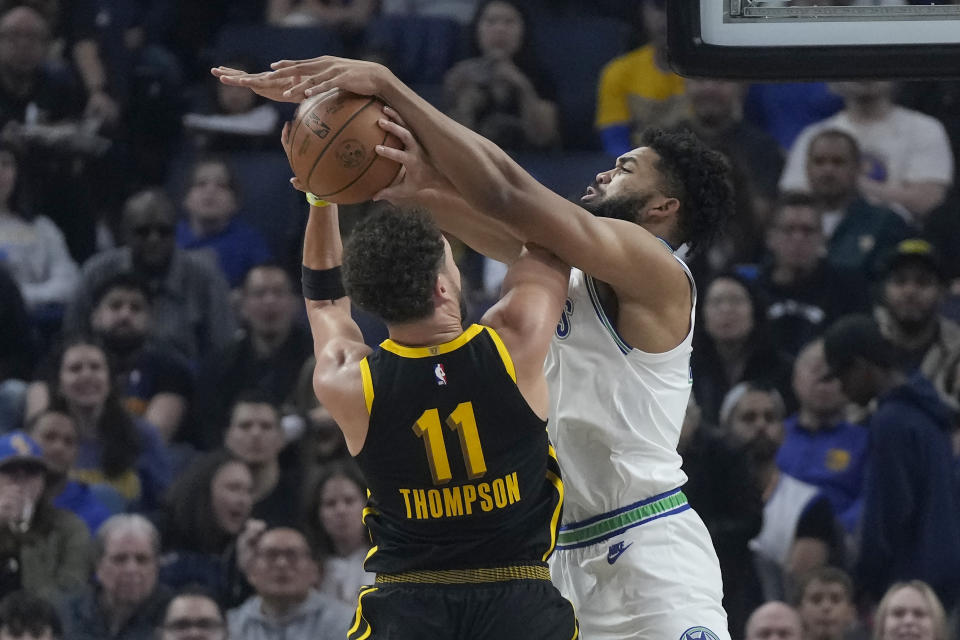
{"left": 530, "top": 17, "right": 631, "bottom": 151}
{"left": 214, "top": 24, "right": 344, "bottom": 71}
{"left": 363, "top": 15, "right": 466, "bottom": 85}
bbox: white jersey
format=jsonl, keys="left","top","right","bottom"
{"left": 544, "top": 262, "right": 696, "bottom": 524}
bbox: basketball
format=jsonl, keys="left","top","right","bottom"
{"left": 286, "top": 89, "right": 402, "bottom": 205}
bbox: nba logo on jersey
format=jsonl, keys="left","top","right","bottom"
{"left": 434, "top": 363, "right": 447, "bottom": 386}
{"left": 680, "top": 627, "right": 720, "bottom": 640}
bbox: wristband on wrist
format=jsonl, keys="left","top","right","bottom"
{"left": 306, "top": 192, "right": 331, "bottom": 207}
{"left": 302, "top": 265, "right": 346, "bottom": 300}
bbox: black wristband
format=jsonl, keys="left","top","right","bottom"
{"left": 302, "top": 265, "right": 346, "bottom": 300}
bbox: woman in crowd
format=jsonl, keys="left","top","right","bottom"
{"left": 442, "top": 0, "right": 559, "bottom": 150}
{"left": 302, "top": 460, "right": 373, "bottom": 606}
{"left": 158, "top": 450, "right": 258, "bottom": 608}
{"left": 873, "top": 581, "right": 947, "bottom": 640}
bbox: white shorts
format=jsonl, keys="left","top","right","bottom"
{"left": 549, "top": 492, "right": 730, "bottom": 640}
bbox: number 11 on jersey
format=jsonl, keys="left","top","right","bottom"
{"left": 412, "top": 401, "right": 488, "bottom": 485}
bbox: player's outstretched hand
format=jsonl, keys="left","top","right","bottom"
{"left": 265, "top": 56, "right": 393, "bottom": 102}
{"left": 212, "top": 66, "right": 301, "bottom": 104}
{"left": 373, "top": 105, "right": 447, "bottom": 205}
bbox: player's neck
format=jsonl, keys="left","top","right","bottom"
{"left": 387, "top": 315, "right": 465, "bottom": 349}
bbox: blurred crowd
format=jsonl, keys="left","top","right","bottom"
{"left": 0, "top": 0, "right": 958, "bottom": 638}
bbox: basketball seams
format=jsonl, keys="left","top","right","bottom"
{"left": 306, "top": 97, "right": 378, "bottom": 196}
{"left": 314, "top": 130, "right": 399, "bottom": 199}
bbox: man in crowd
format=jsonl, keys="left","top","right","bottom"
{"left": 744, "top": 601, "right": 804, "bottom": 640}
{"left": 157, "top": 590, "right": 227, "bottom": 640}
{"left": 0, "top": 590, "right": 63, "bottom": 640}
{"left": 793, "top": 566, "right": 861, "bottom": 640}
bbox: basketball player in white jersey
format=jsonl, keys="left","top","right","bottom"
{"left": 216, "top": 56, "right": 736, "bottom": 640}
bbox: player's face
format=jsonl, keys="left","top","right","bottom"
{"left": 91, "top": 287, "right": 150, "bottom": 350}
{"left": 883, "top": 265, "right": 942, "bottom": 332}
{"left": 210, "top": 461, "right": 253, "bottom": 535}
{"left": 807, "top": 137, "right": 859, "bottom": 201}
{"left": 767, "top": 206, "right": 823, "bottom": 272}
{"left": 319, "top": 475, "right": 367, "bottom": 552}
{"left": 241, "top": 267, "right": 297, "bottom": 339}
{"left": 799, "top": 579, "right": 855, "bottom": 640}
{"left": 224, "top": 402, "right": 284, "bottom": 465}
{"left": 582, "top": 148, "right": 665, "bottom": 224}
{"left": 880, "top": 586, "right": 936, "bottom": 640}
{"left": 477, "top": 1, "right": 524, "bottom": 61}
{"left": 30, "top": 411, "right": 78, "bottom": 475}
{"left": 58, "top": 344, "right": 110, "bottom": 411}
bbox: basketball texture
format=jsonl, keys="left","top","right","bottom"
{"left": 287, "top": 90, "right": 402, "bottom": 204}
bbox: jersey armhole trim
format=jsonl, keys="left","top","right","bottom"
{"left": 359, "top": 357, "right": 374, "bottom": 415}
{"left": 485, "top": 326, "right": 517, "bottom": 384}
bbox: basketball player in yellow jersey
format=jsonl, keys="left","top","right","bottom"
{"left": 216, "top": 57, "right": 735, "bottom": 640}
{"left": 293, "top": 152, "right": 577, "bottom": 635}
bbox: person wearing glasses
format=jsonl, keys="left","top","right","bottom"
{"left": 158, "top": 590, "right": 227, "bottom": 640}
{"left": 63, "top": 189, "right": 237, "bottom": 365}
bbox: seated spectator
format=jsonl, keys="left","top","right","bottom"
{"left": 873, "top": 581, "right": 946, "bottom": 640}
{"left": 64, "top": 189, "right": 237, "bottom": 365}
{"left": 442, "top": 0, "right": 558, "bottom": 150}
{"left": 0, "top": 589, "right": 63, "bottom": 640}
{"left": 804, "top": 129, "right": 911, "bottom": 278}
{"left": 823, "top": 316, "right": 960, "bottom": 608}
{"left": 194, "top": 264, "right": 311, "bottom": 446}
{"left": 26, "top": 409, "right": 117, "bottom": 534}
{"left": 744, "top": 601, "right": 803, "bottom": 640}
{"left": 0, "top": 142, "right": 78, "bottom": 316}
{"left": 223, "top": 395, "right": 302, "bottom": 526}
{"left": 156, "top": 588, "right": 226, "bottom": 640}
{"left": 874, "top": 239, "right": 960, "bottom": 410}
{"left": 793, "top": 566, "right": 861, "bottom": 640}
{"left": 595, "top": 0, "right": 685, "bottom": 156}
{"left": 0, "top": 431, "right": 90, "bottom": 601}
{"left": 25, "top": 337, "right": 171, "bottom": 511}
{"left": 59, "top": 514, "right": 171, "bottom": 640}
{"left": 691, "top": 272, "right": 794, "bottom": 424}
{"left": 780, "top": 82, "right": 954, "bottom": 224}
{"left": 0, "top": 264, "right": 35, "bottom": 430}
{"left": 757, "top": 192, "right": 872, "bottom": 357}
{"left": 158, "top": 451, "right": 258, "bottom": 608}
{"left": 302, "top": 461, "right": 373, "bottom": 606}
{"left": 721, "top": 382, "right": 839, "bottom": 602}
{"left": 183, "top": 56, "right": 281, "bottom": 153}
{"left": 744, "top": 81, "right": 844, "bottom": 151}
{"left": 228, "top": 527, "right": 353, "bottom": 640}
{"left": 678, "top": 395, "right": 762, "bottom": 639}
{"left": 177, "top": 156, "right": 273, "bottom": 289}
{"left": 379, "top": 0, "right": 477, "bottom": 24}
{"left": 777, "top": 339, "right": 868, "bottom": 534}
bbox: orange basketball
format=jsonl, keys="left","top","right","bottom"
{"left": 286, "top": 89, "right": 402, "bottom": 204}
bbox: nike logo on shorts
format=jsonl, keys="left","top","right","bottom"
{"left": 606, "top": 540, "right": 633, "bottom": 565}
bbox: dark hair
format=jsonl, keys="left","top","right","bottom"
{"left": 770, "top": 191, "right": 823, "bottom": 227}
{"left": 302, "top": 459, "right": 368, "bottom": 560}
{"left": 0, "top": 591, "right": 62, "bottom": 638}
{"left": 468, "top": 0, "right": 540, "bottom": 76}
{"left": 91, "top": 271, "right": 153, "bottom": 309}
{"left": 241, "top": 261, "right": 293, "bottom": 291}
{"left": 807, "top": 128, "right": 861, "bottom": 163}
{"left": 186, "top": 154, "right": 241, "bottom": 201}
{"left": 343, "top": 209, "right": 446, "bottom": 323}
{"left": 637, "top": 128, "right": 734, "bottom": 257}
{"left": 163, "top": 450, "right": 248, "bottom": 554}
{"left": 228, "top": 389, "right": 281, "bottom": 426}
{"left": 160, "top": 586, "right": 225, "bottom": 625}
{"left": 45, "top": 335, "right": 140, "bottom": 478}
{"left": 822, "top": 313, "right": 897, "bottom": 374}
{"left": 122, "top": 188, "right": 177, "bottom": 228}
{"left": 792, "top": 565, "right": 855, "bottom": 606}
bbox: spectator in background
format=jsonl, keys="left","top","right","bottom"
{"left": 228, "top": 527, "right": 353, "bottom": 640}
{"left": 183, "top": 56, "right": 281, "bottom": 153}
{"left": 442, "top": 0, "right": 558, "bottom": 151}
{"left": 873, "top": 581, "right": 946, "bottom": 640}
{"left": 744, "top": 601, "right": 804, "bottom": 640}
{"left": 744, "top": 82, "right": 844, "bottom": 151}
{"left": 156, "top": 589, "right": 227, "bottom": 640}
{"left": 691, "top": 272, "right": 794, "bottom": 424}
{"left": 874, "top": 239, "right": 960, "bottom": 411}
{"left": 0, "top": 142, "right": 78, "bottom": 318}
{"left": 266, "top": 0, "right": 377, "bottom": 56}
{"left": 0, "top": 265, "right": 35, "bottom": 431}
{"left": 25, "top": 337, "right": 170, "bottom": 512}
{"left": 757, "top": 192, "right": 872, "bottom": 359}
{"left": 27, "top": 409, "right": 116, "bottom": 534}
{"left": 823, "top": 315, "right": 960, "bottom": 608}
{"left": 804, "top": 129, "right": 911, "bottom": 279}
{"left": 595, "top": 0, "right": 685, "bottom": 156}
{"left": 301, "top": 461, "right": 373, "bottom": 607}
{"left": 64, "top": 189, "right": 237, "bottom": 365}
{"left": 780, "top": 82, "right": 954, "bottom": 224}
{"left": 778, "top": 339, "right": 868, "bottom": 535}
{"left": 721, "top": 382, "right": 839, "bottom": 603}
{"left": 0, "top": 589, "right": 63, "bottom": 639}
{"left": 59, "top": 514, "right": 170, "bottom": 640}
{"left": 194, "top": 264, "right": 311, "bottom": 446}
{"left": 379, "top": 0, "right": 477, "bottom": 24}
{"left": 177, "top": 156, "right": 273, "bottom": 289}
{"left": 793, "top": 566, "right": 861, "bottom": 640}
{"left": 158, "top": 450, "right": 257, "bottom": 609}
{"left": 223, "top": 395, "right": 302, "bottom": 527}
{"left": 0, "top": 431, "right": 90, "bottom": 601}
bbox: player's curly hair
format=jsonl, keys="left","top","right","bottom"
{"left": 638, "top": 128, "right": 734, "bottom": 257}
{"left": 343, "top": 209, "right": 446, "bottom": 324}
